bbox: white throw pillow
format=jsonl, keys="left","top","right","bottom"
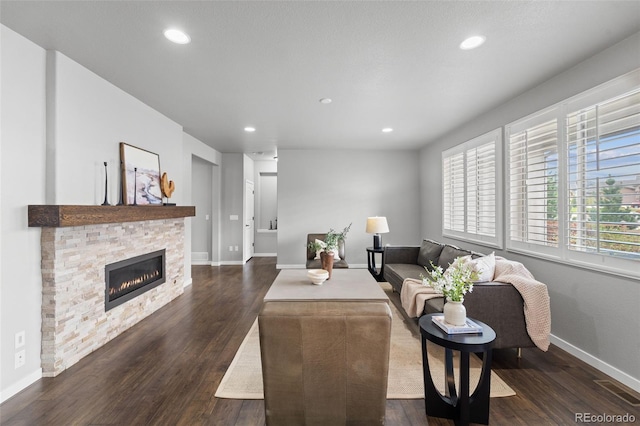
{"left": 330, "top": 246, "right": 341, "bottom": 260}
{"left": 313, "top": 239, "right": 326, "bottom": 259}
{"left": 324, "top": 246, "right": 341, "bottom": 260}
{"left": 469, "top": 252, "right": 496, "bottom": 282}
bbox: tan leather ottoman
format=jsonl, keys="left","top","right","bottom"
{"left": 259, "top": 270, "right": 392, "bottom": 426}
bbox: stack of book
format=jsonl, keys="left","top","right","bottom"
{"left": 432, "top": 315, "right": 483, "bottom": 334}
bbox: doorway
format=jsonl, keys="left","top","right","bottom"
{"left": 191, "top": 155, "right": 217, "bottom": 265}
{"left": 244, "top": 180, "right": 255, "bottom": 262}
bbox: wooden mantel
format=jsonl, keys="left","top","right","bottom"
{"left": 28, "top": 205, "right": 196, "bottom": 227}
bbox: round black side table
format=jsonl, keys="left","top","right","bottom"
{"left": 419, "top": 313, "right": 496, "bottom": 426}
{"left": 366, "top": 247, "right": 385, "bottom": 282}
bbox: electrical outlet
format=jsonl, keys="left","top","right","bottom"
{"left": 234, "top": 246, "right": 239, "bottom": 251}
{"left": 229, "top": 246, "right": 233, "bottom": 251}
{"left": 15, "top": 331, "right": 25, "bottom": 349}
{"left": 15, "top": 350, "right": 25, "bottom": 369}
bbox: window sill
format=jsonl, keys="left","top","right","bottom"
{"left": 505, "top": 246, "right": 640, "bottom": 281}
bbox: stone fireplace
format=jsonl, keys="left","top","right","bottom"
{"left": 31, "top": 205, "right": 194, "bottom": 377}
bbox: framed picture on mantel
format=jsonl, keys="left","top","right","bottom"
{"left": 120, "top": 142, "right": 162, "bottom": 205}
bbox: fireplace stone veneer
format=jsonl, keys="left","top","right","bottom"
{"left": 40, "top": 218, "right": 185, "bottom": 376}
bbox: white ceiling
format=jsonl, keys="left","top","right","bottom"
{"left": 1, "top": 1, "right": 639, "bottom": 158}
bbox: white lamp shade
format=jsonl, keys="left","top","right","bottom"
{"left": 366, "top": 217, "right": 389, "bottom": 234}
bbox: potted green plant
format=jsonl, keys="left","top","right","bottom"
{"left": 308, "top": 223, "right": 351, "bottom": 279}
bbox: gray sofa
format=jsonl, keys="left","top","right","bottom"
{"left": 382, "top": 239, "right": 535, "bottom": 351}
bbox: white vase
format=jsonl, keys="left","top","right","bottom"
{"left": 443, "top": 298, "right": 466, "bottom": 326}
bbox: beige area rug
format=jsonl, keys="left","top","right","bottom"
{"left": 215, "top": 284, "right": 515, "bottom": 400}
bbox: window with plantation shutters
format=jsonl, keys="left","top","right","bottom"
{"left": 566, "top": 89, "right": 640, "bottom": 260}
{"left": 507, "top": 115, "right": 559, "bottom": 251}
{"left": 442, "top": 129, "right": 502, "bottom": 247}
{"left": 505, "top": 69, "right": 639, "bottom": 279}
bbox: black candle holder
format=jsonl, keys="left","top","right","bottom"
{"left": 133, "top": 167, "right": 138, "bottom": 206}
{"left": 116, "top": 160, "right": 124, "bottom": 206}
{"left": 101, "top": 162, "right": 110, "bottom": 206}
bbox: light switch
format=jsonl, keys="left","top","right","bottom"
{"left": 15, "top": 331, "right": 25, "bottom": 349}
{"left": 230, "top": 215, "right": 239, "bottom": 221}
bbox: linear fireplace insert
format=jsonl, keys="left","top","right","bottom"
{"left": 105, "top": 249, "right": 166, "bottom": 311}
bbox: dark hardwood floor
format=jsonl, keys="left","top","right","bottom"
{"left": 1, "top": 257, "right": 638, "bottom": 425}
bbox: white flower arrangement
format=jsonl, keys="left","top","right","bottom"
{"left": 421, "top": 256, "right": 480, "bottom": 302}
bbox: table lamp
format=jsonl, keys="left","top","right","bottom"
{"left": 366, "top": 216, "right": 389, "bottom": 249}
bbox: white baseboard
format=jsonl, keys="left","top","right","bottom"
{"left": 192, "top": 252, "right": 209, "bottom": 262}
{"left": 276, "top": 264, "right": 305, "bottom": 269}
{"left": 253, "top": 253, "right": 277, "bottom": 257}
{"left": 194, "top": 260, "right": 286, "bottom": 266}
{"left": 349, "top": 264, "right": 367, "bottom": 269}
{"left": 550, "top": 334, "right": 640, "bottom": 392}
{"left": 0, "top": 368, "right": 42, "bottom": 404}
{"left": 183, "top": 278, "right": 193, "bottom": 288}
{"left": 191, "top": 260, "right": 210, "bottom": 266}
{"left": 276, "top": 264, "right": 368, "bottom": 270}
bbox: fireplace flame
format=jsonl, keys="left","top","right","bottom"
{"left": 109, "top": 269, "right": 161, "bottom": 296}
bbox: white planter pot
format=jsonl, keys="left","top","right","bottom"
{"left": 443, "top": 298, "right": 466, "bottom": 326}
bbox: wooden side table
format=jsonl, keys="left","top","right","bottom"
{"left": 366, "top": 247, "right": 385, "bottom": 282}
{"left": 419, "top": 314, "right": 496, "bottom": 426}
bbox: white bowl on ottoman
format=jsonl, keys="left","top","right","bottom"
{"left": 307, "top": 269, "right": 329, "bottom": 285}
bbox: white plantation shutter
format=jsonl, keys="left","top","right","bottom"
{"left": 442, "top": 129, "right": 501, "bottom": 246}
{"left": 508, "top": 116, "right": 559, "bottom": 250}
{"left": 443, "top": 152, "right": 465, "bottom": 232}
{"left": 566, "top": 89, "right": 640, "bottom": 258}
{"left": 467, "top": 141, "right": 497, "bottom": 237}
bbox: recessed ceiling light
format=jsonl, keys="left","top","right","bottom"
{"left": 382, "top": 128, "right": 393, "bottom": 133}
{"left": 460, "top": 35, "right": 485, "bottom": 50}
{"left": 244, "top": 127, "right": 256, "bottom": 132}
{"left": 319, "top": 98, "right": 332, "bottom": 104}
{"left": 164, "top": 28, "right": 191, "bottom": 44}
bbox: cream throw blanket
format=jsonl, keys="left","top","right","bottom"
{"left": 400, "top": 278, "right": 441, "bottom": 318}
{"left": 400, "top": 257, "right": 551, "bottom": 351}
{"left": 493, "top": 256, "right": 551, "bottom": 351}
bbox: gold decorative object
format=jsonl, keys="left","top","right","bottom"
{"left": 161, "top": 172, "right": 175, "bottom": 199}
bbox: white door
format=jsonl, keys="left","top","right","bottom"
{"left": 244, "top": 180, "right": 255, "bottom": 262}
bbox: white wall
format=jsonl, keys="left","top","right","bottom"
{"left": 49, "top": 51, "right": 184, "bottom": 206}
{"left": 220, "top": 153, "right": 244, "bottom": 264}
{"left": 0, "top": 25, "right": 47, "bottom": 402}
{"left": 420, "top": 32, "right": 640, "bottom": 391}
{"left": 277, "top": 149, "right": 421, "bottom": 268}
